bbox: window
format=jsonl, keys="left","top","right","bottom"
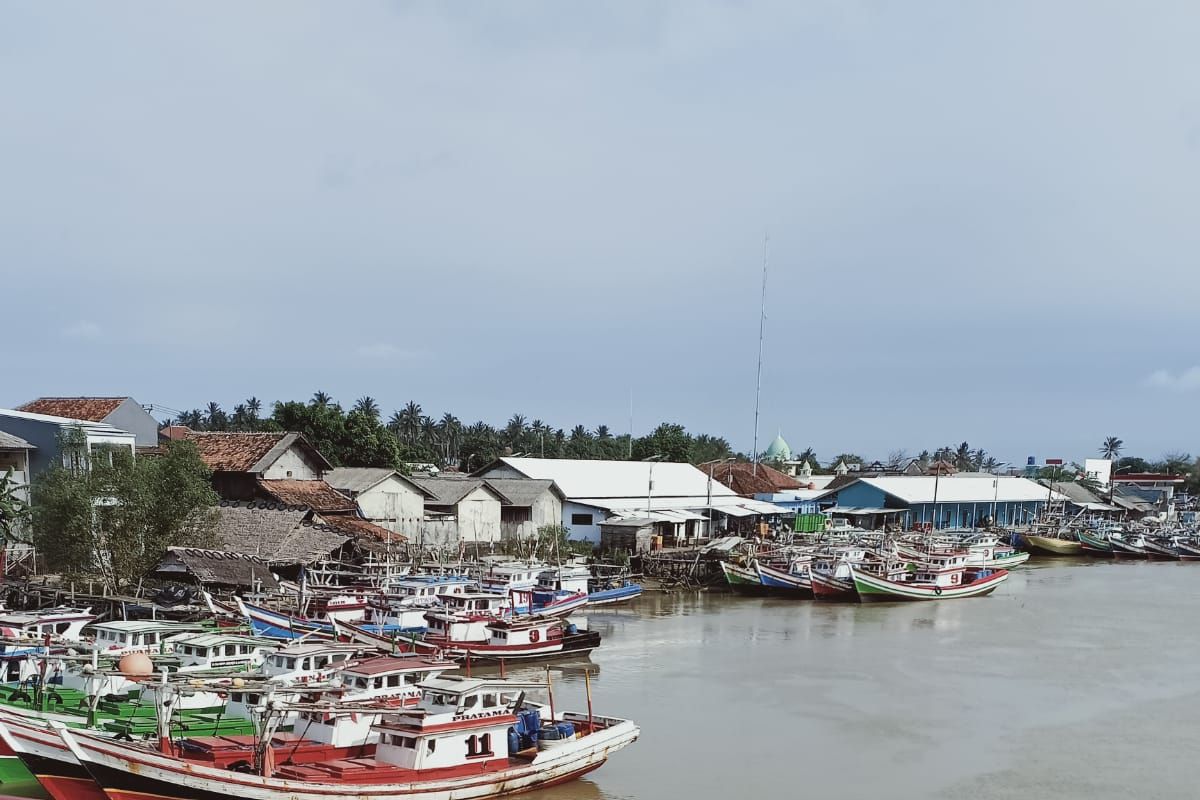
{"left": 462, "top": 694, "right": 478, "bottom": 709}
{"left": 225, "top": 645, "right": 237, "bottom": 656}
{"left": 501, "top": 507, "right": 532, "bottom": 523}
{"left": 143, "top": 632, "right": 158, "bottom": 645}
{"left": 571, "top": 513, "right": 593, "bottom": 526}
{"left": 483, "top": 693, "right": 498, "bottom": 708}
{"left": 387, "top": 675, "right": 401, "bottom": 687}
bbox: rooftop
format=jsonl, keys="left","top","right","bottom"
{"left": 701, "top": 461, "right": 802, "bottom": 496}
{"left": 0, "top": 408, "right": 134, "bottom": 437}
{"left": 184, "top": 431, "right": 333, "bottom": 473}
{"left": 409, "top": 475, "right": 509, "bottom": 506}
{"left": 155, "top": 546, "right": 281, "bottom": 591}
{"left": 488, "top": 457, "right": 739, "bottom": 500}
{"left": 16, "top": 397, "right": 128, "bottom": 421}
{"left": 194, "top": 503, "right": 351, "bottom": 565}
{"left": 0, "top": 430, "right": 34, "bottom": 450}
{"left": 479, "top": 478, "right": 563, "bottom": 506}
{"left": 341, "top": 655, "right": 454, "bottom": 676}
{"left": 257, "top": 479, "right": 356, "bottom": 512}
{"left": 828, "top": 475, "right": 1065, "bottom": 504}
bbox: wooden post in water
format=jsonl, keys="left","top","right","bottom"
{"left": 584, "top": 668, "right": 594, "bottom": 732}
{"left": 546, "top": 665, "right": 556, "bottom": 722}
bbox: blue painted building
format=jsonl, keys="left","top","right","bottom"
{"left": 823, "top": 475, "right": 1057, "bottom": 529}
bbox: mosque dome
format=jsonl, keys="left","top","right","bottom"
{"left": 764, "top": 433, "right": 791, "bottom": 461}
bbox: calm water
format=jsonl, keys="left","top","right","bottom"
{"left": 6, "top": 559, "right": 1198, "bottom": 800}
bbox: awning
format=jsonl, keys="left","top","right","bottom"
{"left": 827, "top": 506, "right": 904, "bottom": 516}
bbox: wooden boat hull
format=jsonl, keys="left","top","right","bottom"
{"left": 1022, "top": 534, "right": 1083, "bottom": 556}
{"left": 1141, "top": 541, "right": 1180, "bottom": 560}
{"left": 1077, "top": 532, "right": 1114, "bottom": 555}
{"left": 62, "top": 714, "right": 640, "bottom": 800}
{"left": 719, "top": 562, "right": 768, "bottom": 595}
{"left": 0, "top": 718, "right": 106, "bottom": 800}
{"left": 586, "top": 584, "right": 643, "bottom": 606}
{"left": 851, "top": 567, "right": 1008, "bottom": 602}
{"left": 753, "top": 563, "right": 813, "bottom": 596}
{"left": 809, "top": 570, "right": 857, "bottom": 602}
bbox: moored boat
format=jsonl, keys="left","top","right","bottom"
{"left": 849, "top": 554, "right": 1008, "bottom": 602}
{"left": 753, "top": 560, "right": 813, "bottom": 597}
{"left": 719, "top": 561, "right": 766, "bottom": 595}
{"left": 1022, "top": 532, "right": 1083, "bottom": 556}
{"left": 59, "top": 674, "right": 639, "bottom": 800}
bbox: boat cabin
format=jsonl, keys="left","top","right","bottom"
{"left": 83, "top": 620, "right": 207, "bottom": 655}
{"left": 477, "top": 563, "right": 543, "bottom": 594}
{"left": 263, "top": 642, "right": 364, "bottom": 682}
{"left": 535, "top": 566, "right": 590, "bottom": 595}
{"left": 0, "top": 606, "right": 95, "bottom": 642}
{"left": 371, "top": 677, "right": 538, "bottom": 771}
{"left": 383, "top": 575, "right": 476, "bottom": 605}
{"left": 293, "top": 655, "right": 457, "bottom": 746}
{"left": 174, "top": 633, "right": 279, "bottom": 672}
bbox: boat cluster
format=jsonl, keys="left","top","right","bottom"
{"left": 1021, "top": 521, "right": 1200, "bottom": 559}
{"left": 721, "top": 530, "right": 1029, "bottom": 602}
{"left": 0, "top": 560, "right": 643, "bottom": 800}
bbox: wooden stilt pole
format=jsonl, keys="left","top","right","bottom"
{"left": 546, "top": 666, "right": 555, "bottom": 722}
{"left": 584, "top": 668, "right": 594, "bottom": 732}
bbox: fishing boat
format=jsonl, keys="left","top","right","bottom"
{"left": 425, "top": 612, "right": 599, "bottom": 664}
{"left": 1141, "top": 536, "right": 1181, "bottom": 560}
{"left": 58, "top": 675, "right": 639, "bottom": 800}
{"left": 0, "top": 607, "right": 96, "bottom": 644}
{"left": 81, "top": 620, "right": 209, "bottom": 656}
{"left": 1174, "top": 538, "right": 1200, "bottom": 560}
{"left": 586, "top": 572, "right": 643, "bottom": 606}
{"left": 1077, "top": 529, "right": 1114, "bottom": 555}
{"left": 1021, "top": 531, "right": 1083, "bottom": 556}
{"left": 719, "top": 560, "right": 765, "bottom": 595}
{"left": 1109, "top": 531, "right": 1151, "bottom": 558}
{"left": 753, "top": 559, "right": 813, "bottom": 596}
{"left": 848, "top": 553, "right": 1008, "bottom": 602}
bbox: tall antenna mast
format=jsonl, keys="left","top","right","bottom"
{"left": 752, "top": 232, "right": 768, "bottom": 477}
{"left": 628, "top": 387, "right": 634, "bottom": 459}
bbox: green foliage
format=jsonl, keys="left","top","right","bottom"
{"left": 32, "top": 441, "right": 218, "bottom": 589}
{"left": 633, "top": 423, "right": 693, "bottom": 462}
{"left": 0, "top": 467, "right": 32, "bottom": 545}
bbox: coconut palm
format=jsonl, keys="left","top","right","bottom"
{"left": 398, "top": 401, "right": 423, "bottom": 444}
{"left": 1100, "top": 436, "right": 1123, "bottom": 460}
{"left": 312, "top": 391, "right": 332, "bottom": 408}
{"left": 246, "top": 397, "right": 262, "bottom": 430}
{"left": 595, "top": 424, "right": 612, "bottom": 440}
{"left": 504, "top": 414, "right": 527, "bottom": 446}
{"left": 205, "top": 402, "right": 227, "bottom": 431}
{"left": 438, "top": 413, "right": 462, "bottom": 462}
{"left": 353, "top": 396, "right": 381, "bottom": 419}
{"left": 419, "top": 416, "right": 440, "bottom": 450}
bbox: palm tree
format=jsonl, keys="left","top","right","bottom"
{"left": 387, "top": 411, "right": 404, "bottom": 436}
{"left": 246, "top": 396, "right": 262, "bottom": 430}
{"left": 353, "top": 396, "right": 381, "bottom": 419}
{"left": 312, "top": 391, "right": 332, "bottom": 408}
{"left": 1100, "top": 436, "right": 1123, "bottom": 460}
{"left": 398, "top": 401, "right": 423, "bottom": 444}
{"left": 505, "top": 414, "right": 527, "bottom": 446}
{"left": 180, "top": 409, "right": 204, "bottom": 429}
{"left": 438, "top": 413, "right": 462, "bottom": 462}
{"left": 953, "top": 442, "right": 972, "bottom": 470}
{"left": 595, "top": 424, "right": 612, "bottom": 440}
{"left": 419, "top": 416, "right": 440, "bottom": 451}
{"left": 231, "top": 404, "right": 249, "bottom": 430}
{"left": 205, "top": 402, "right": 227, "bottom": 431}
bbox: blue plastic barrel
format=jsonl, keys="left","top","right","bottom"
{"left": 508, "top": 729, "right": 521, "bottom": 753}
{"left": 557, "top": 722, "right": 575, "bottom": 739}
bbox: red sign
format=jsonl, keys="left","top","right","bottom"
{"left": 1045, "top": 458, "right": 1063, "bottom": 466}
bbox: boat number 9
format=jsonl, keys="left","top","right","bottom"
{"left": 530, "top": 630, "right": 540, "bottom": 643}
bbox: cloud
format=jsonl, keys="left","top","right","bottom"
{"left": 355, "top": 343, "right": 421, "bottom": 361}
{"left": 1144, "top": 367, "right": 1200, "bottom": 391}
{"left": 61, "top": 320, "right": 101, "bottom": 340}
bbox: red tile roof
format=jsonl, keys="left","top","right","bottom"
{"left": 701, "top": 461, "right": 804, "bottom": 496}
{"left": 317, "top": 513, "right": 404, "bottom": 542}
{"left": 184, "top": 432, "right": 288, "bottom": 472}
{"left": 17, "top": 397, "right": 128, "bottom": 421}
{"left": 258, "top": 479, "right": 356, "bottom": 512}
{"left": 159, "top": 425, "right": 192, "bottom": 441}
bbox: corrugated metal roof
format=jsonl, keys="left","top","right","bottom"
{"left": 480, "top": 478, "right": 561, "bottom": 507}
{"left": 325, "top": 467, "right": 399, "bottom": 494}
{"left": 495, "top": 457, "right": 739, "bottom": 500}
{"left": 0, "top": 408, "right": 134, "bottom": 437}
{"left": 830, "top": 476, "right": 1064, "bottom": 504}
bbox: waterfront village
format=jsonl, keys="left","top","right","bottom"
{"left": 0, "top": 395, "right": 1193, "bottom": 798}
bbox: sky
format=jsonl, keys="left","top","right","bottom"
{"left": 2, "top": 1, "right": 1198, "bottom": 467}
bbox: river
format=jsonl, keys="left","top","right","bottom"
{"left": 4, "top": 557, "right": 1197, "bottom": 800}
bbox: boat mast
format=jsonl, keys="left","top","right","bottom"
{"left": 752, "top": 232, "right": 768, "bottom": 478}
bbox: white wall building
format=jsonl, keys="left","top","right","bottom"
{"left": 478, "top": 457, "right": 787, "bottom": 545}
{"left": 325, "top": 467, "right": 433, "bottom": 535}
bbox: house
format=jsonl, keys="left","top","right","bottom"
{"left": 0, "top": 408, "right": 136, "bottom": 478}
{"left": 16, "top": 397, "right": 160, "bottom": 447}
{"left": 187, "top": 502, "right": 354, "bottom": 573}
{"left": 0, "top": 431, "right": 34, "bottom": 507}
{"left": 476, "top": 457, "right": 787, "bottom": 545}
{"left": 1035, "top": 479, "right": 1119, "bottom": 516}
{"left": 152, "top": 546, "right": 281, "bottom": 593}
{"left": 183, "top": 431, "right": 333, "bottom": 502}
{"left": 483, "top": 478, "right": 565, "bottom": 540}
{"left": 407, "top": 475, "right": 508, "bottom": 545}
{"left": 256, "top": 479, "right": 356, "bottom": 513}
{"left": 325, "top": 467, "right": 434, "bottom": 535}
{"left": 820, "top": 475, "right": 1064, "bottom": 529}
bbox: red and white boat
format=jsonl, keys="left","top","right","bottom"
{"left": 849, "top": 552, "right": 1008, "bottom": 602}
{"left": 59, "top": 675, "right": 639, "bottom": 800}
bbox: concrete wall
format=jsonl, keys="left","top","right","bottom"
{"left": 0, "top": 417, "right": 134, "bottom": 477}
{"left": 501, "top": 490, "right": 564, "bottom": 540}
{"left": 262, "top": 447, "right": 322, "bottom": 480}
{"left": 456, "top": 486, "right": 502, "bottom": 543}
{"left": 562, "top": 501, "right": 606, "bottom": 544}
{"left": 105, "top": 400, "right": 160, "bottom": 447}
{"left": 354, "top": 477, "right": 427, "bottom": 533}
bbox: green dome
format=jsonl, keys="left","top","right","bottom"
{"left": 764, "top": 433, "right": 791, "bottom": 461}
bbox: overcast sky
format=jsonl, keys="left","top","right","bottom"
{"left": 3, "top": 1, "right": 1198, "bottom": 465}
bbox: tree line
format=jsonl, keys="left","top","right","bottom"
{"left": 167, "top": 393, "right": 736, "bottom": 472}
